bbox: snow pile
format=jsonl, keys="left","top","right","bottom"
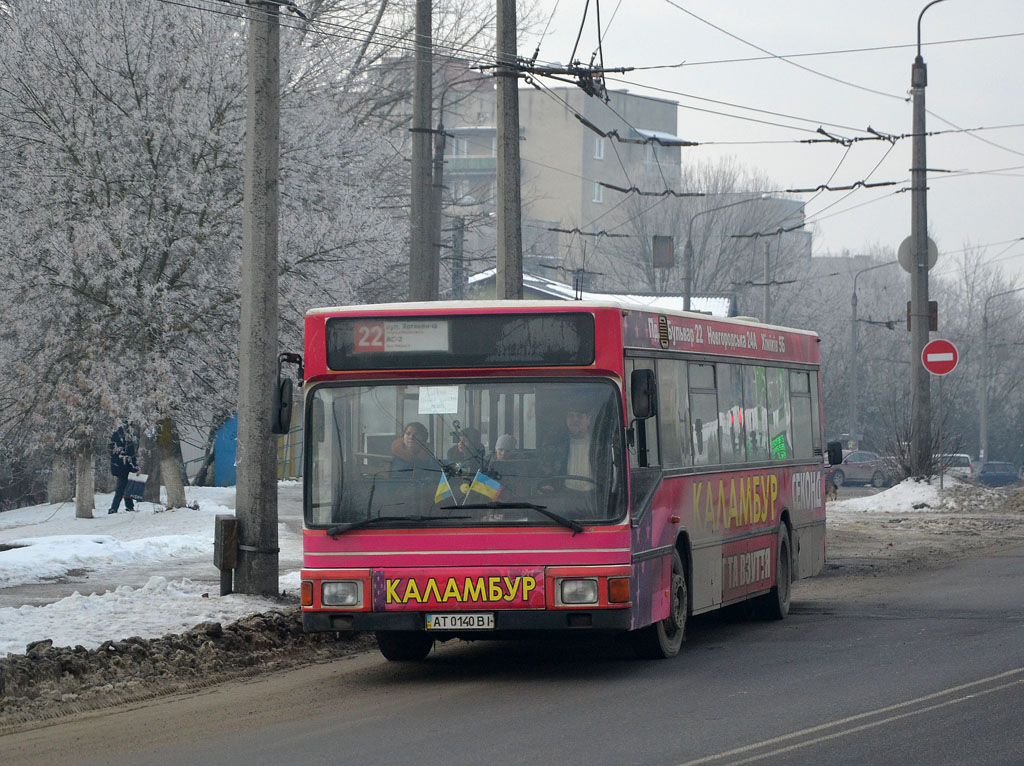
{"left": 0, "top": 577, "right": 285, "bottom": 656}
{"left": 0, "top": 485, "right": 303, "bottom": 659}
{"left": 829, "top": 479, "right": 945, "bottom": 514}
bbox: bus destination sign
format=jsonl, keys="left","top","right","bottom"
{"left": 352, "top": 320, "right": 449, "bottom": 353}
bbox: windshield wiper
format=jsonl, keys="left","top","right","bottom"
{"left": 447, "top": 502, "right": 584, "bottom": 534}
{"left": 326, "top": 515, "right": 470, "bottom": 537}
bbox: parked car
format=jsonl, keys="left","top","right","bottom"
{"left": 974, "top": 461, "right": 1021, "bottom": 487}
{"left": 827, "top": 450, "right": 892, "bottom": 488}
{"left": 935, "top": 453, "right": 973, "bottom": 478}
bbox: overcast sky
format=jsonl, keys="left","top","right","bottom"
{"left": 521, "top": 0, "right": 1024, "bottom": 283}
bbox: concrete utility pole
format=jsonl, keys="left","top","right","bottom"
{"left": 762, "top": 240, "right": 771, "bottom": 324}
{"left": 236, "top": 0, "right": 280, "bottom": 597}
{"left": 495, "top": 0, "right": 523, "bottom": 299}
{"left": 908, "top": 0, "right": 948, "bottom": 476}
{"left": 408, "top": 0, "right": 434, "bottom": 301}
{"left": 430, "top": 111, "right": 445, "bottom": 301}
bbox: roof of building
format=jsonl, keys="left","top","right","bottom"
{"left": 466, "top": 269, "right": 737, "bottom": 317}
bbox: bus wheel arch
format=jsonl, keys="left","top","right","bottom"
{"left": 755, "top": 518, "right": 792, "bottom": 620}
{"left": 633, "top": 537, "right": 690, "bottom": 659}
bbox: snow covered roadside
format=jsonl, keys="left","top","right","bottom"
{"left": 0, "top": 484, "right": 303, "bottom": 657}
{"left": 821, "top": 478, "right": 1024, "bottom": 578}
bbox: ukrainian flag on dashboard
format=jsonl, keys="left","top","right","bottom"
{"left": 469, "top": 471, "right": 503, "bottom": 500}
{"left": 434, "top": 474, "right": 454, "bottom": 504}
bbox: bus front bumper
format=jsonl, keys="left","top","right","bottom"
{"left": 303, "top": 608, "right": 632, "bottom": 633}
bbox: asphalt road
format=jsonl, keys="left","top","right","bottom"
{"left": 5, "top": 544, "right": 1023, "bottom": 766}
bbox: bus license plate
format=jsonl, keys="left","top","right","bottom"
{"left": 425, "top": 613, "right": 494, "bottom": 630}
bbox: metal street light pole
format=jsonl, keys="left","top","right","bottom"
{"left": 909, "top": 0, "right": 949, "bottom": 476}
{"left": 683, "top": 193, "right": 768, "bottom": 311}
{"left": 850, "top": 261, "right": 900, "bottom": 446}
{"left": 980, "top": 287, "right": 1024, "bottom": 461}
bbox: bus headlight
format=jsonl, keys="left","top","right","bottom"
{"left": 322, "top": 580, "right": 362, "bottom": 607}
{"left": 559, "top": 578, "right": 598, "bottom": 605}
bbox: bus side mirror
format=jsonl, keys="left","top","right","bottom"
{"left": 272, "top": 377, "right": 293, "bottom": 435}
{"left": 826, "top": 441, "right": 843, "bottom": 466}
{"left": 630, "top": 368, "right": 657, "bottom": 420}
{"left": 271, "top": 352, "right": 303, "bottom": 435}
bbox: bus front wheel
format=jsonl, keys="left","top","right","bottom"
{"left": 755, "top": 526, "right": 792, "bottom": 620}
{"left": 375, "top": 631, "right": 434, "bottom": 661}
{"left": 633, "top": 549, "right": 687, "bottom": 659}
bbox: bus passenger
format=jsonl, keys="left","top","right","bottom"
{"left": 494, "top": 434, "right": 518, "bottom": 461}
{"left": 446, "top": 427, "right": 486, "bottom": 474}
{"left": 391, "top": 422, "right": 435, "bottom": 473}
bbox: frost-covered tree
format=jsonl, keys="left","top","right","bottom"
{"left": 596, "top": 158, "right": 799, "bottom": 298}
{"left": 0, "top": 0, "right": 405, "bottom": 511}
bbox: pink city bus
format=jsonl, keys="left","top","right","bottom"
{"left": 296, "top": 301, "right": 840, "bottom": 660}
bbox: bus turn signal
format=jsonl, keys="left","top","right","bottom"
{"left": 608, "top": 577, "right": 630, "bottom": 603}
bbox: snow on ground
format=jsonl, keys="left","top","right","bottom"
{"left": 0, "top": 484, "right": 302, "bottom": 656}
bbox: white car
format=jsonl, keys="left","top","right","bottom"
{"left": 936, "top": 453, "right": 973, "bottom": 478}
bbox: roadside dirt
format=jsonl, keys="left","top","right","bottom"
{"left": 797, "top": 481, "right": 1024, "bottom": 603}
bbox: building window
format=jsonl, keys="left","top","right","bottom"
{"left": 594, "top": 137, "right": 605, "bottom": 160}
{"left": 592, "top": 182, "right": 603, "bottom": 203}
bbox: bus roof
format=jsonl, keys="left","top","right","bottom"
{"left": 305, "top": 300, "right": 819, "bottom": 339}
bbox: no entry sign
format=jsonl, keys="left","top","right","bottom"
{"left": 922, "top": 338, "right": 958, "bottom": 375}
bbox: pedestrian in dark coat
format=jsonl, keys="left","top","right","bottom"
{"left": 108, "top": 426, "right": 139, "bottom": 513}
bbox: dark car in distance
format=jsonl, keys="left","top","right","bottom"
{"left": 975, "top": 461, "right": 1020, "bottom": 487}
{"left": 827, "top": 450, "right": 892, "bottom": 488}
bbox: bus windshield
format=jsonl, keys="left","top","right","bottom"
{"left": 306, "top": 379, "right": 625, "bottom": 529}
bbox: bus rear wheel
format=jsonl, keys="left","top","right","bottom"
{"left": 755, "top": 526, "right": 791, "bottom": 620}
{"left": 375, "top": 631, "right": 434, "bottom": 661}
{"left": 633, "top": 549, "right": 687, "bottom": 659}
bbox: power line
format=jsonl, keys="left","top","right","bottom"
{"left": 659, "top": 0, "right": 907, "bottom": 103}
{"left": 608, "top": 30, "right": 1024, "bottom": 70}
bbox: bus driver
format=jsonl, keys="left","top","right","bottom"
{"left": 539, "top": 399, "right": 603, "bottom": 492}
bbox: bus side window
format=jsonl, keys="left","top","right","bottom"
{"left": 657, "top": 359, "right": 691, "bottom": 468}
{"left": 689, "top": 363, "right": 720, "bottom": 465}
{"left": 809, "top": 370, "right": 822, "bottom": 455}
{"left": 789, "top": 370, "right": 813, "bottom": 460}
{"left": 742, "top": 365, "right": 770, "bottom": 461}
{"left": 766, "top": 367, "right": 792, "bottom": 460}
{"left": 655, "top": 360, "right": 679, "bottom": 466}
{"left": 717, "top": 363, "right": 746, "bottom": 463}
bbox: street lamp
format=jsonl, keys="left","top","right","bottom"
{"left": 849, "top": 260, "right": 900, "bottom": 446}
{"left": 908, "top": 0, "right": 950, "bottom": 476}
{"left": 979, "top": 287, "right": 1024, "bottom": 461}
{"left": 683, "top": 193, "right": 769, "bottom": 311}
